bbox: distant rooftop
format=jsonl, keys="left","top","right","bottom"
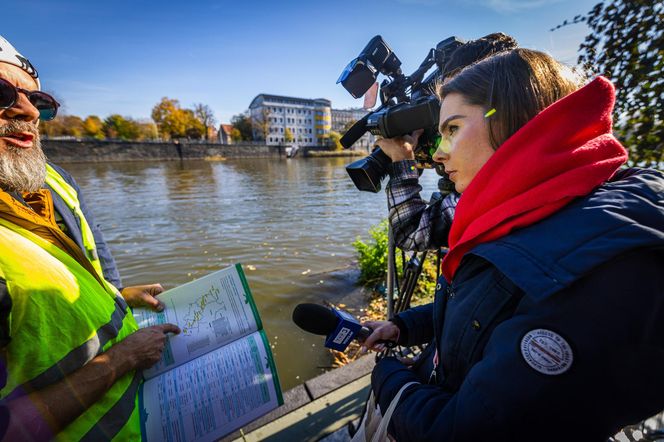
{"left": 249, "top": 94, "right": 331, "bottom": 109}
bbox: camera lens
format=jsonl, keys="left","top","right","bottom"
{"left": 345, "top": 148, "right": 392, "bottom": 193}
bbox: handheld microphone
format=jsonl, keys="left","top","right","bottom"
{"left": 292, "top": 303, "right": 395, "bottom": 352}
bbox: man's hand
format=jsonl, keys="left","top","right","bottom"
{"left": 1, "top": 323, "right": 179, "bottom": 440}
{"left": 121, "top": 284, "right": 165, "bottom": 311}
{"left": 375, "top": 129, "right": 423, "bottom": 162}
{"left": 361, "top": 320, "right": 401, "bottom": 353}
{"left": 107, "top": 324, "right": 180, "bottom": 371}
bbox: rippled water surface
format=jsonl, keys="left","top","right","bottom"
{"left": 63, "top": 157, "right": 439, "bottom": 390}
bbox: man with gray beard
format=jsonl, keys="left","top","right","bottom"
{"left": 0, "top": 35, "right": 168, "bottom": 307}
{"left": 0, "top": 120, "right": 46, "bottom": 193}
{"left": 0, "top": 35, "right": 179, "bottom": 440}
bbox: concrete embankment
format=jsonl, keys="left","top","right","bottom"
{"left": 42, "top": 140, "right": 368, "bottom": 163}
{"left": 42, "top": 140, "right": 280, "bottom": 163}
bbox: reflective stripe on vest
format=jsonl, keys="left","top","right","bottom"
{"left": 0, "top": 218, "right": 141, "bottom": 441}
{"left": 44, "top": 164, "right": 116, "bottom": 293}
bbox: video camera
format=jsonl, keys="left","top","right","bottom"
{"left": 337, "top": 35, "right": 463, "bottom": 193}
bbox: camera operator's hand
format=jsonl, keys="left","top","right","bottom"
{"left": 360, "top": 320, "right": 401, "bottom": 353}
{"left": 375, "top": 129, "right": 423, "bottom": 162}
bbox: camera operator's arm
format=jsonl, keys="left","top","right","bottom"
{"left": 377, "top": 135, "right": 458, "bottom": 251}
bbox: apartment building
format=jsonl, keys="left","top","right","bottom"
{"left": 248, "top": 94, "right": 374, "bottom": 149}
{"left": 248, "top": 94, "right": 331, "bottom": 146}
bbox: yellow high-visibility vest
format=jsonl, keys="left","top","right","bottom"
{"left": 0, "top": 217, "right": 140, "bottom": 441}
{"left": 45, "top": 164, "right": 118, "bottom": 294}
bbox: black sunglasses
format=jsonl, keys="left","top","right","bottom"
{"left": 0, "top": 78, "right": 60, "bottom": 121}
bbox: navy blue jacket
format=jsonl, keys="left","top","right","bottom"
{"left": 45, "top": 163, "right": 122, "bottom": 289}
{"left": 372, "top": 168, "right": 664, "bottom": 441}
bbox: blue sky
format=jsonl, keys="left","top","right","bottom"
{"left": 3, "top": 0, "right": 598, "bottom": 124}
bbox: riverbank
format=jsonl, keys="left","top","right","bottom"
{"left": 42, "top": 139, "right": 369, "bottom": 163}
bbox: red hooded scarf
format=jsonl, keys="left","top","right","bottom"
{"left": 440, "top": 76, "right": 628, "bottom": 282}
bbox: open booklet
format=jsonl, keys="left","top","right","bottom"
{"left": 133, "top": 264, "right": 283, "bottom": 442}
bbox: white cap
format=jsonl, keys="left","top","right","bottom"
{"left": 0, "top": 35, "right": 40, "bottom": 89}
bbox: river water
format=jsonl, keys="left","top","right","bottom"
{"left": 62, "top": 157, "right": 439, "bottom": 390}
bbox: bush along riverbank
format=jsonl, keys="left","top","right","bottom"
{"left": 328, "top": 219, "right": 441, "bottom": 367}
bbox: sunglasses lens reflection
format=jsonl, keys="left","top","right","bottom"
{"left": 28, "top": 92, "right": 58, "bottom": 121}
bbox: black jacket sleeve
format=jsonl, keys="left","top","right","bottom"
{"left": 393, "top": 303, "right": 434, "bottom": 347}
{"left": 371, "top": 249, "right": 664, "bottom": 441}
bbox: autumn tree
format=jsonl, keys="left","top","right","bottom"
{"left": 40, "top": 115, "right": 84, "bottom": 138}
{"left": 39, "top": 116, "right": 65, "bottom": 139}
{"left": 151, "top": 98, "right": 188, "bottom": 139}
{"left": 193, "top": 104, "right": 217, "bottom": 141}
{"left": 554, "top": 0, "right": 663, "bottom": 165}
{"left": 230, "top": 128, "right": 242, "bottom": 142}
{"left": 137, "top": 121, "right": 159, "bottom": 140}
{"left": 328, "top": 130, "right": 343, "bottom": 151}
{"left": 252, "top": 108, "right": 271, "bottom": 141}
{"left": 104, "top": 115, "right": 140, "bottom": 140}
{"left": 230, "top": 114, "right": 253, "bottom": 141}
{"left": 183, "top": 109, "right": 205, "bottom": 139}
{"left": 82, "top": 116, "right": 105, "bottom": 140}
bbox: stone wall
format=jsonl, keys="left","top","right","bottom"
{"left": 42, "top": 140, "right": 281, "bottom": 163}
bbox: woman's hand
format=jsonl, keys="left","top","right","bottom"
{"left": 361, "top": 320, "right": 401, "bottom": 353}
{"left": 121, "top": 284, "right": 165, "bottom": 311}
{"left": 374, "top": 129, "right": 423, "bottom": 162}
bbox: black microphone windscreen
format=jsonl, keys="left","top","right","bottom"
{"left": 292, "top": 303, "right": 339, "bottom": 336}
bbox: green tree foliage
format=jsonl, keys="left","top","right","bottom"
{"left": 554, "top": 0, "right": 663, "bottom": 165}
{"left": 353, "top": 220, "right": 437, "bottom": 305}
{"left": 104, "top": 115, "right": 140, "bottom": 140}
{"left": 230, "top": 114, "right": 253, "bottom": 141}
{"left": 353, "top": 220, "right": 390, "bottom": 287}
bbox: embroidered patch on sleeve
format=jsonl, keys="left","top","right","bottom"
{"left": 520, "top": 329, "right": 573, "bottom": 375}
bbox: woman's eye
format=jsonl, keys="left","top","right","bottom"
{"left": 447, "top": 125, "right": 458, "bottom": 136}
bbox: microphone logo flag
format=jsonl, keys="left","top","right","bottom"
{"left": 325, "top": 309, "right": 362, "bottom": 351}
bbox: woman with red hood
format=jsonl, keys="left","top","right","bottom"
{"left": 362, "top": 48, "right": 664, "bottom": 441}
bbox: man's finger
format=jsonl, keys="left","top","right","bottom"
{"left": 143, "top": 294, "right": 165, "bottom": 312}
{"left": 149, "top": 284, "right": 165, "bottom": 296}
{"left": 158, "top": 323, "right": 180, "bottom": 335}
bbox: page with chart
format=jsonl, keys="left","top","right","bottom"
{"left": 139, "top": 330, "right": 283, "bottom": 442}
{"left": 133, "top": 264, "right": 262, "bottom": 379}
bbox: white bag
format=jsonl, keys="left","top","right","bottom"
{"left": 351, "top": 382, "right": 419, "bottom": 442}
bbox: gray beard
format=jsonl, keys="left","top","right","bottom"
{"left": 0, "top": 122, "right": 47, "bottom": 193}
